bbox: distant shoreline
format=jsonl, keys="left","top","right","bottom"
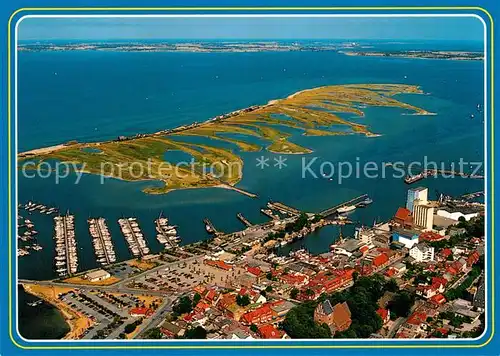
{"left": 340, "top": 50, "right": 483, "bottom": 61}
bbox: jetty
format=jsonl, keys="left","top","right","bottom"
{"left": 203, "top": 218, "right": 219, "bottom": 235}
{"left": 219, "top": 183, "right": 258, "bottom": 198}
{"left": 53, "top": 213, "right": 78, "bottom": 277}
{"left": 118, "top": 218, "right": 150, "bottom": 257}
{"left": 88, "top": 218, "right": 117, "bottom": 266}
{"left": 267, "top": 201, "right": 301, "bottom": 217}
{"left": 260, "top": 208, "right": 280, "bottom": 220}
{"left": 236, "top": 213, "right": 253, "bottom": 227}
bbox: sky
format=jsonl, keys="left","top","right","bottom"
{"left": 18, "top": 16, "right": 484, "bottom": 42}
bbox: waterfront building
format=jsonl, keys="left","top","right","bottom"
{"left": 409, "top": 243, "right": 435, "bottom": 262}
{"left": 84, "top": 269, "right": 111, "bottom": 282}
{"left": 333, "top": 239, "right": 361, "bottom": 257}
{"left": 355, "top": 227, "right": 375, "bottom": 245}
{"left": 393, "top": 207, "right": 413, "bottom": 228}
{"left": 436, "top": 207, "right": 480, "bottom": 221}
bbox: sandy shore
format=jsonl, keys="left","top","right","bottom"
{"left": 18, "top": 144, "right": 71, "bottom": 157}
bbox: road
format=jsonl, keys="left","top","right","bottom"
{"left": 19, "top": 255, "right": 202, "bottom": 295}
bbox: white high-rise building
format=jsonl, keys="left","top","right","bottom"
{"left": 406, "top": 187, "right": 428, "bottom": 213}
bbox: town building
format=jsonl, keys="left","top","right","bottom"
{"left": 393, "top": 207, "right": 413, "bottom": 228}
{"left": 392, "top": 229, "right": 420, "bottom": 249}
{"left": 84, "top": 269, "right": 111, "bottom": 282}
{"left": 333, "top": 239, "right": 361, "bottom": 257}
{"left": 313, "top": 300, "right": 352, "bottom": 334}
{"left": 409, "top": 243, "right": 435, "bottom": 262}
{"left": 413, "top": 200, "right": 434, "bottom": 231}
{"left": 160, "top": 321, "right": 185, "bottom": 338}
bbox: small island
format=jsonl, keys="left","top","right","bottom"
{"left": 19, "top": 84, "right": 432, "bottom": 195}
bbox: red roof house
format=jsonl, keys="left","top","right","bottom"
{"left": 258, "top": 324, "right": 282, "bottom": 339}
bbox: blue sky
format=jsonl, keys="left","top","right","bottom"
{"left": 18, "top": 16, "right": 484, "bottom": 42}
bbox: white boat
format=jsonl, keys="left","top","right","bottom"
{"left": 337, "top": 205, "right": 356, "bottom": 214}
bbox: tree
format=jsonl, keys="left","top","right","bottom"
{"left": 385, "top": 278, "right": 399, "bottom": 292}
{"left": 236, "top": 294, "right": 251, "bottom": 307}
{"left": 388, "top": 291, "right": 415, "bottom": 317}
{"left": 266, "top": 286, "right": 273, "bottom": 292}
{"left": 193, "top": 293, "right": 201, "bottom": 305}
{"left": 143, "top": 327, "right": 163, "bottom": 339}
{"left": 185, "top": 326, "right": 207, "bottom": 339}
{"left": 290, "top": 288, "right": 299, "bottom": 299}
{"left": 173, "top": 296, "right": 193, "bottom": 315}
{"left": 124, "top": 323, "right": 138, "bottom": 334}
{"left": 250, "top": 324, "right": 258, "bottom": 333}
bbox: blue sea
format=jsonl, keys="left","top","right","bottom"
{"left": 17, "top": 41, "right": 485, "bottom": 281}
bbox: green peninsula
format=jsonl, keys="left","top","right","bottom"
{"left": 19, "top": 84, "right": 432, "bottom": 195}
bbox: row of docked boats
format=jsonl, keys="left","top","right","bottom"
{"left": 155, "top": 213, "right": 181, "bottom": 249}
{"left": 54, "top": 213, "right": 78, "bottom": 277}
{"left": 21, "top": 201, "right": 59, "bottom": 215}
{"left": 118, "top": 218, "right": 150, "bottom": 257}
{"left": 17, "top": 217, "right": 42, "bottom": 257}
{"left": 88, "top": 218, "right": 117, "bottom": 266}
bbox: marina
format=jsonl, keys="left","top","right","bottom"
{"left": 88, "top": 218, "right": 117, "bottom": 266}
{"left": 53, "top": 213, "right": 78, "bottom": 277}
{"left": 155, "top": 213, "right": 181, "bottom": 249}
{"left": 118, "top": 218, "right": 150, "bottom": 257}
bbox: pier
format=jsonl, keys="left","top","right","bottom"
{"left": 118, "top": 218, "right": 150, "bottom": 257}
{"left": 54, "top": 213, "right": 78, "bottom": 277}
{"left": 219, "top": 183, "right": 258, "bottom": 198}
{"left": 88, "top": 218, "right": 116, "bottom": 266}
{"left": 319, "top": 194, "right": 369, "bottom": 217}
{"left": 404, "top": 169, "right": 484, "bottom": 184}
{"left": 203, "top": 218, "right": 220, "bottom": 235}
{"left": 462, "top": 191, "right": 484, "bottom": 200}
{"left": 260, "top": 208, "right": 280, "bottom": 220}
{"left": 236, "top": 213, "right": 253, "bottom": 227}
{"left": 267, "top": 201, "right": 301, "bottom": 217}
